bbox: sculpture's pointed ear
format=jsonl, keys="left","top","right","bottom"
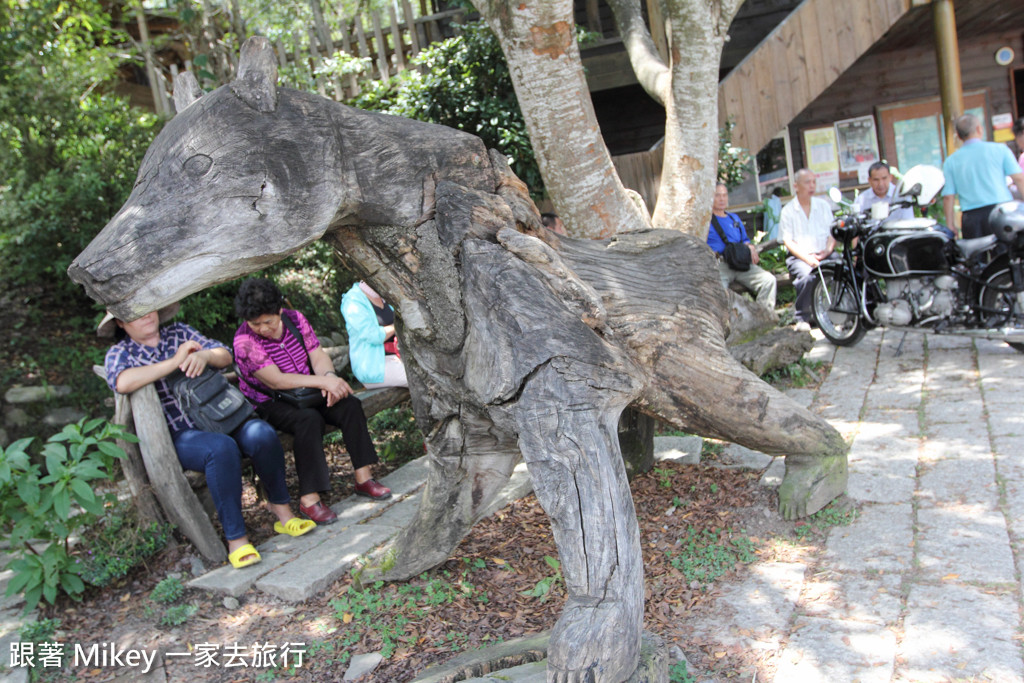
{"left": 231, "top": 36, "right": 279, "bottom": 112}
{"left": 172, "top": 71, "right": 203, "bottom": 113}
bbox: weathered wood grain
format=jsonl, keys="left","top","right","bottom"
{"left": 69, "top": 37, "right": 848, "bottom": 681}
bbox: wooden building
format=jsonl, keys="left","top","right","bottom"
{"left": 584, "top": 0, "right": 1024, "bottom": 207}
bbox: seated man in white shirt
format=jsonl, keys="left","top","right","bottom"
{"left": 852, "top": 161, "right": 914, "bottom": 221}
{"left": 780, "top": 169, "right": 839, "bottom": 330}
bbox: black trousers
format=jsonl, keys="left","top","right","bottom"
{"left": 962, "top": 204, "right": 998, "bottom": 240}
{"left": 256, "top": 395, "right": 379, "bottom": 496}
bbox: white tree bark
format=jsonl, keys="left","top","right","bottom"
{"left": 471, "top": 0, "right": 649, "bottom": 238}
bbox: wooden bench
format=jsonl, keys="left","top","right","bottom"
{"left": 94, "top": 364, "right": 409, "bottom": 563}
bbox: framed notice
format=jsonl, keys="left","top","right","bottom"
{"left": 802, "top": 126, "right": 840, "bottom": 190}
{"left": 834, "top": 115, "right": 880, "bottom": 174}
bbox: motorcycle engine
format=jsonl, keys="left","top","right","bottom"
{"left": 875, "top": 275, "right": 957, "bottom": 326}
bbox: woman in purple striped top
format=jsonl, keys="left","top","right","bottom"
{"left": 233, "top": 279, "right": 391, "bottom": 525}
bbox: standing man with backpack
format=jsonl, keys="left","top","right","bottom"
{"left": 706, "top": 183, "right": 777, "bottom": 311}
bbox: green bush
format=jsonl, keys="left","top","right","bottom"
{"left": 0, "top": 419, "right": 132, "bottom": 611}
{"left": 150, "top": 576, "right": 185, "bottom": 604}
{"left": 73, "top": 503, "right": 173, "bottom": 588}
{"left": 367, "top": 405, "right": 424, "bottom": 466}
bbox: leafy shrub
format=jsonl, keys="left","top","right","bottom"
{"left": 150, "top": 576, "right": 185, "bottom": 604}
{"left": 0, "top": 419, "right": 132, "bottom": 611}
{"left": 367, "top": 405, "right": 424, "bottom": 465}
{"left": 666, "top": 526, "right": 756, "bottom": 586}
{"left": 73, "top": 503, "right": 173, "bottom": 588}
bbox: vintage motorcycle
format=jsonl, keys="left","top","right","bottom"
{"left": 810, "top": 165, "right": 1024, "bottom": 351}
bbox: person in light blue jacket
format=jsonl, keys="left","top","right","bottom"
{"left": 341, "top": 282, "right": 408, "bottom": 388}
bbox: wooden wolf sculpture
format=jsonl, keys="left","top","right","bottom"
{"left": 69, "top": 37, "right": 847, "bottom": 682}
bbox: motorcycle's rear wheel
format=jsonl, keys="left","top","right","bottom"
{"left": 977, "top": 268, "right": 1024, "bottom": 353}
{"left": 811, "top": 265, "right": 867, "bottom": 346}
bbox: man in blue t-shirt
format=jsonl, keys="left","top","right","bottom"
{"left": 942, "top": 113, "right": 1024, "bottom": 239}
{"left": 706, "top": 183, "right": 777, "bottom": 310}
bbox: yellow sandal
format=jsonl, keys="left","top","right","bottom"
{"left": 228, "top": 543, "right": 262, "bottom": 569}
{"left": 274, "top": 517, "right": 317, "bottom": 537}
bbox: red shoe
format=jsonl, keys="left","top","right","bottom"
{"left": 299, "top": 500, "right": 338, "bottom": 525}
{"left": 354, "top": 478, "right": 392, "bottom": 500}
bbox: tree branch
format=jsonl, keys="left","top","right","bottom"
{"left": 606, "top": 0, "right": 670, "bottom": 105}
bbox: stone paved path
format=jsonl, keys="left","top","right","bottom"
{"left": 681, "top": 329, "right": 1024, "bottom": 683}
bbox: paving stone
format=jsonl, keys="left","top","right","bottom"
{"left": 255, "top": 523, "right": 396, "bottom": 602}
{"left": 344, "top": 651, "right": 383, "bottom": 680}
{"left": 915, "top": 504, "right": 1016, "bottom": 584}
{"left": 847, "top": 467, "right": 917, "bottom": 504}
{"left": 918, "top": 421, "right": 991, "bottom": 460}
{"left": 332, "top": 496, "right": 396, "bottom": 528}
{"left": 985, "top": 403, "right": 1024, "bottom": 437}
{"left": 823, "top": 504, "right": 913, "bottom": 574}
{"left": 983, "top": 383, "right": 1024, "bottom": 407}
{"left": 370, "top": 491, "right": 422, "bottom": 530}
{"left": 916, "top": 458, "right": 999, "bottom": 508}
{"left": 773, "top": 616, "right": 896, "bottom": 683}
{"left": 848, "top": 433, "right": 919, "bottom": 471}
{"left": 686, "top": 562, "right": 805, "bottom": 648}
{"left": 379, "top": 456, "right": 430, "bottom": 497}
{"left": 799, "top": 571, "right": 901, "bottom": 625}
{"left": 187, "top": 551, "right": 292, "bottom": 597}
{"left": 856, "top": 408, "right": 920, "bottom": 437}
{"left": 898, "top": 582, "right": 1023, "bottom": 682}
{"left": 759, "top": 458, "right": 785, "bottom": 488}
{"left": 782, "top": 388, "right": 814, "bottom": 409}
{"left": 3, "top": 385, "right": 71, "bottom": 403}
{"left": 653, "top": 436, "right": 702, "bottom": 464}
{"left": 866, "top": 383, "right": 923, "bottom": 411}
{"left": 924, "top": 334, "right": 974, "bottom": 350}
{"left": 42, "top": 407, "right": 87, "bottom": 427}
{"left": 461, "top": 660, "right": 547, "bottom": 683}
{"left": 709, "top": 444, "right": 771, "bottom": 471}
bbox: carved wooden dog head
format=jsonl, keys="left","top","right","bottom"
{"left": 68, "top": 37, "right": 493, "bottom": 321}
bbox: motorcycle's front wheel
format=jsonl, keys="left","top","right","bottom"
{"left": 811, "top": 265, "right": 867, "bottom": 347}
{"left": 977, "top": 267, "right": 1024, "bottom": 353}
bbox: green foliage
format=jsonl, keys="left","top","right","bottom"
{"left": 793, "top": 502, "right": 857, "bottom": 541}
{"left": 74, "top": 502, "right": 173, "bottom": 588}
{"left": 331, "top": 571, "right": 486, "bottom": 659}
{"left": 760, "top": 358, "right": 824, "bottom": 389}
{"left": 18, "top": 617, "right": 61, "bottom": 644}
{"left": 653, "top": 466, "right": 674, "bottom": 489}
{"left": 669, "top": 660, "right": 696, "bottom": 683}
{"left": 0, "top": 0, "right": 161, "bottom": 299}
{"left": 519, "top": 555, "right": 562, "bottom": 603}
{"left": 350, "top": 21, "right": 542, "bottom": 195}
{"left": 366, "top": 405, "right": 424, "bottom": 465}
{"left": 718, "top": 118, "right": 752, "bottom": 190}
{"left": 666, "top": 527, "right": 756, "bottom": 586}
{"left": 150, "top": 576, "right": 185, "bottom": 605}
{"left": 160, "top": 603, "right": 198, "bottom": 627}
{"left": 0, "top": 419, "right": 132, "bottom": 611}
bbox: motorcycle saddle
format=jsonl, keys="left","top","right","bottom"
{"left": 957, "top": 234, "right": 997, "bottom": 259}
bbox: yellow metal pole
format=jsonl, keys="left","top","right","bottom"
{"left": 933, "top": 0, "right": 964, "bottom": 155}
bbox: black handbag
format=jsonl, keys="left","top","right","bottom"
{"left": 168, "top": 368, "right": 255, "bottom": 434}
{"left": 239, "top": 312, "right": 326, "bottom": 410}
{"left": 711, "top": 214, "right": 752, "bottom": 272}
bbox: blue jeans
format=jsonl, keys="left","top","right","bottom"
{"left": 172, "top": 420, "right": 290, "bottom": 541}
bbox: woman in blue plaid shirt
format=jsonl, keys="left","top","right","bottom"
{"left": 101, "top": 303, "right": 315, "bottom": 569}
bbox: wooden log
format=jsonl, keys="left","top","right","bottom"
{"left": 129, "top": 383, "right": 227, "bottom": 564}
{"left": 308, "top": 0, "right": 332, "bottom": 51}
{"left": 307, "top": 28, "right": 329, "bottom": 97}
{"left": 338, "top": 23, "right": 360, "bottom": 96}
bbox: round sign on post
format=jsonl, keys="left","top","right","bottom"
{"left": 994, "top": 46, "right": 1015, "bottom": 66}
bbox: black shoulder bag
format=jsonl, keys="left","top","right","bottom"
{"left": 168, "top": 367, "right": 255, "bottom": 435}
{"left": 711, "top": 214, "right": 752, "bottom": 272}
{"left": 239, "top": 314, "right": 326, "bottom": 410}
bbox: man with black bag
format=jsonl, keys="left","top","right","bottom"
{"left": 706, "top": 183, "right": 777, "bottom": 310}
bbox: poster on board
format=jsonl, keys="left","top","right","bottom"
{"left": 802, "top": 127, "right": 840, "bottom": 190}
{"left": 834, "top": 115, "right": 880, "bottom": 173}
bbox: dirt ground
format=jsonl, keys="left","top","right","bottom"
{"left": 29, "top": 444, "right": 819, "bottom": 683}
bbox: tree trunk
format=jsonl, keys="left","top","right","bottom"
{"left": 650, "top": 0, "right": 743, "bottom": 234}
{"left": 472, "top": 0, "right": 649, "bottom": 238}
